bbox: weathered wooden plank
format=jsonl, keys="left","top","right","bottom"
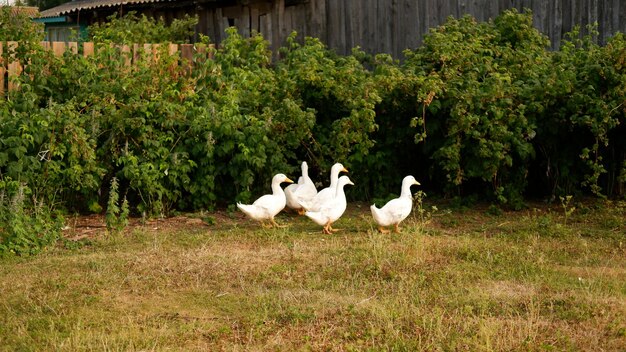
{"left": 325, "top": 0, "right": 339, "bottom": 51}
{"left": 251, "top": 5, "right": 260, "bottom": 34}
{"left": 283, "top": 5, "right": 294, "bottom": 39}
{"left": 133, "top": 43, "right": 141, "bottom": 63}
{"left": 7, "top": 42, "right": 22, "bottom": 92}
{"left": 206, "top": 8, "right": 217, "bottom": 42}
{"left": 180, "top": 44, "right": 194, "bottom": 63}
{"left": 0, "top": 42, "right": 4, "bottom": 96}
{"left": 613, "top": 0, "right": 621, "bottom": 40}
{"left": 598, "top": 0, "right": 606, "bottom": 43}
{"left": 241, "top": 5, "right": 251, "bottom": 37}
{"left": 168, "top": 43, "right": 178, "bottom": 56}
{"left": 67, "top": 41, "right": 78, "bottom": 54}
{"left": 403, "top": 0, "right": 418, "bottom": 56}
{"left": 345, "top": 0, "right": 359, "bottom": 50}
{"left": 194, "top": 43, "right": 208, "bottom": 64}
{"left": 299, "top": 3, "right": 309, "bottom": 37}
{"left": 216, "top": 7, "right": 226, "bottom": 43}
{"left": 575, "top": 0, "right": 583, "bottom": 36}
{"left": 83, "top": 42, "right": 94, "bottom": 57}
{"left": 379, "top": 0, "right": 392, "bottom": 55}
{"left": 121, "top": 44, "right": 131, "bottom": 67}
{"left": 553, "top": 0, "right": 563, "bottom": 49}
{"left": 309, "top": 0, "right": 325, "bottom": 40}
{"left": 276, "top": 0, "right": 286, "bottom": 49}
{"left": 143, "top": 43, "right": 152, "bottom": 63}
{"left": 260, "top": 13, "right": 271, "bottom": 46}
{"left": 620, "top": 0, "right": 626, "bottom": 41}
{"left": 52, "top": 41, "right": 66, "bottom": 57}
{"left": 421, "top": 0, "right": 430, "bottom": 49}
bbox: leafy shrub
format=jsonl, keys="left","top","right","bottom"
{"left": 89, "top": 11, "right": 198, "bottom": 44}
{"left": 276, "top": 34, "right": 381, "bottom": 196}
{"left": 187, "top": 29, "right": 308, "bottom": 207}
{"left": 0, "top": 180, "right": 62, "bottom": 257}
{"left": 0, "top": 6, "right": 44, "bottom": 42}
{"left": 365, "top": 51, "right": 442, "bottom": 199}
{"left": 402, "top": 10, "right": 550, "bottom": 206}
{"left": 0, "top": 8, "right": 624, "bottom": 226}
{"left": 535, "top": 27, "right": 626, "bottom": 197}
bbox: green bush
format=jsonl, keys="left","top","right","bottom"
{"left": 89, "top": 11, "right": 198, "bottom": 44}
{"left": 400, "top": 10, "right": 550, "bottom": 206}
{"left": 536, "top": 27, "right": 626, "bottom": 197}
{"left": 0, "top": 180, "right": 62, "bottom": 257}
{"left": 0, "top": 8, "right": 624, "bottom": 233}
{"left": 276, "top": 34, "right": 380, "bottom": 196}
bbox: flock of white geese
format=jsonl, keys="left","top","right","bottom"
{"left": 236, "top": 162, "right": 420, "bottom": 234}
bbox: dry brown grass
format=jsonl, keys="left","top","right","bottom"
{"left": 1, "top": 201, "right": 625, "bottom": 351}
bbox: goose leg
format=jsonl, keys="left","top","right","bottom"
{"left": 378, "top": 226, "right": 390, "bottom": 234}
{"left": 271, "top": 218, "right": 287, "bottom": 228}
{"left": 297, "top": 208, "right": 306, "bottom": 215}
{"left": 393, "top": 223, "right": 401, "bottom": 233}
{"left": 322, "top": 222, "right": 332, "bottom": 234}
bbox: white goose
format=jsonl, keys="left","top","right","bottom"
{"left": 285, "top": 161, "right": 317, "bottom": 215}
{"left": 237, "top": 173, "right": 294, "bottom": 227}
{"left": 299, "top": 162, "right": 348, "bottom": 212}
{"left": 370, "top": 175, "right": 420, "bottom": 234}
{"left": 305, "top": 175, "right": 354, "bottom": 234}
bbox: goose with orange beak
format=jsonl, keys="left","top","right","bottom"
{"left": 370, "top": 175, "right": 421, "bottom": 234}
{"left": 237, "top": 173, "right": 294, "bottom": 228}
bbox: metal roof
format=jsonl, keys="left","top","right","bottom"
{"left": 38, "top": 0, "right": 174, "bottom": 18}
{"left": 2, "top": 5, "right": 40, "bottom": 17}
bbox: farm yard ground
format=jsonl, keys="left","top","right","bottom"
{"left": 0, "top": 200, "right": 625, "bottom": 351}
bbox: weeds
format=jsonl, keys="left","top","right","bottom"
{"left": 0, "top": 181, "right": 62, "bottom": 256}
{"left": 560, "top": 195, "right": 576, "bottom": 225}
{"left": 412, "top": 190, "right": 441, "bottom": 226}
{"left": 106, "top": 177, "right": 130, "bottom": 234}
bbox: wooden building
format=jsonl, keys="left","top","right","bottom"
{"left": 36, "top": 0, "right": 626, "bottom": 57}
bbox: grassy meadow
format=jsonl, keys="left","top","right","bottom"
{"left": 0, "top": 200, "right": 625, "bottom": 351}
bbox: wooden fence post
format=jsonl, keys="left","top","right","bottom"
{"left": 195, "top": 43, "right": 207, "bottom": 65}
{"left": 153, "top": 44, "right": 162, "bottom": 62}
{"left": 121, "top": 44, "right": 131, "bottom": 67}
{"left": 7, "top": 41, "right": 22, "bottom": 92}
{"left": 83, "top": 42, "right": 94, "bottom": 57}
{"left": 0, "top": 42, "right": 4, "bottom": 96}
{"left": 168, "top": 43, "right": 178, "bottom": 56}
{"left": 52, "top": 41, "right": 66, "bottom": 57}
{"left": 133, "top": 43, "right": 141, "bottom": 64}
{"left": 208, "top": 43, "right": 215, "bottom": 60}
{"left": 0, "top": 40, "right": 214, "bottom": 95}
{"left": 180, "top": 44, "right": 194, "bottom": 74}
{"left": 68, "top": 41, "right": 78, "bottom": 54}
{"left": 143, "top": 43, "right": 151, "bottom": 63}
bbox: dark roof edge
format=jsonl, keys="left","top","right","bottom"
{"left": 38, "top": 0, "right": 172, "bottom": 18}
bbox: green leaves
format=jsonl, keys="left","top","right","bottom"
{"left": 0, "top": 181, "right": 62, "bottom": 257}
{"left": 89, "top": 11, "right": 198, "bottom": 44}
{"left": 411, "top": 11, "right": 547, "bottom": 201}
{"left": 0, "top": 7, "right": 624, "bottom": 225}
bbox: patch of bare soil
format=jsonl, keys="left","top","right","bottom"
{"left": 62, "top": 210, "right": 245, "bottom": 241}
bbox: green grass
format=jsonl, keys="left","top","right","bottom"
{"left": 1, "top": 201, "right": 625, "bottom": 351}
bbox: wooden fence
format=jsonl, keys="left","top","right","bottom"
{"left": 277, "top": 0, "right": 626, "bottom": 58}
{"left": 0, "top": 41, "right": 214, "bottom": 95}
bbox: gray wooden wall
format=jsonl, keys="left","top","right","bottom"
{"left": 196, "top": 0, "right": 626, "bottom": 58}
{"left": 288, "top": 0, "right": 626, "bottom": 57}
